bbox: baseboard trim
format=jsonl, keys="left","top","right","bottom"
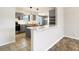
{"left": 64, "top": 36, "right": 79, "bottom": 40}
{"left": 45, "top": 36, "right": 64, "bottom": 51}
{"left": 0, "top": 40, "right": 15, "bottom": 46}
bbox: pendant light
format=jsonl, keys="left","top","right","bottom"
{"left": 36, "top": 8, "right": 39, "bottom": 16}
{"left": 30, "top": 7, "right": 32, "bottom": 15}
{"left": 30, "top": 7, "right": 33, "bottom": 21}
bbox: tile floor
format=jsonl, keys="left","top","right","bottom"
{"left": 49, "top": 37, "right": 79, "bottom": 51}
{"left": 0, "top": 33, "right": 31, "bottom": 51}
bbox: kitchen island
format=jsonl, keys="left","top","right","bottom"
{"left": 27, "top": 25, "right": 62, "bottom": 51}
{"left": 27, "top": 25, "right": 50, "bottom": 51}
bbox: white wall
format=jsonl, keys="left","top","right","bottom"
{"left": 64, "top": 8, "right": 79, "bottom": 39}
{"left": 0, "top": 8, "right": 15, "bottom": 46}
{"left": 32, "top": 8, "right": 64, "bottom": 51}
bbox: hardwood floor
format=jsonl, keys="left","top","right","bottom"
{"left": 0, "top": 33, "right": 31, "bottom": 51}
{"left": 0, "top": 35, "right": 79, "bottom": 51}
{"left": 49, "top": 37, "right": 79, "bottom": 51}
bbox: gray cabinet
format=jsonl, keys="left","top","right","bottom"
{"left": 49, "top": 8, "right": 56, "bottom": 25}
{"left": 20, "top": 25, "right": 26, "bottom": 32}
{"left": 25, "top": 26, "right": 31, "bottom": 38}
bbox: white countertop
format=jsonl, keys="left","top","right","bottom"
{"left": 27, "top": 25, "right": 49, "bottom": 30}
